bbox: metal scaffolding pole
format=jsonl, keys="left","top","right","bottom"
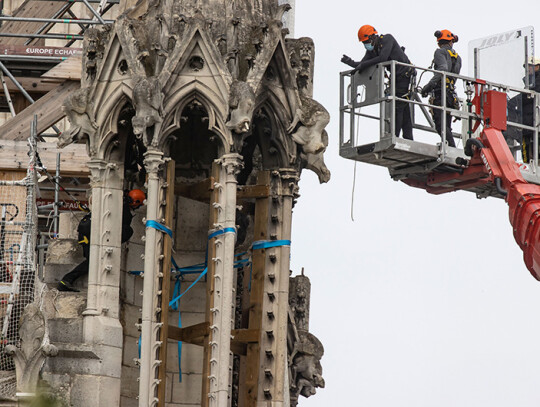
{"left": 0, "top": 15, "right": 113, "bottom": 24}
{"left": 79, "top": 0, "right": 105, "bottom": 24}
{"left": 1, "top": 32, "right": 83, "bottom": 40}
{"left": 23, "top": 1, "right": 73, "bottom": 45}
{"left": 66, "top": 9, "right": 90, "bottom": 31}
{"left": 33, "top": 0, "right": 118, "bottom": 3}
{"left": 53, "top": 153, "right": 61, "bottom": 236}
{"left": 0, "top": 71, "right": 16, "bottom": 117}
{"left": 0, "top": 55, "right": 72, "bottom": 62}
{"left": 65, "top": 2, "right": 113, "bottom": 47}
{"left": 0, "top": 60, "right": 62, "bottom": 135}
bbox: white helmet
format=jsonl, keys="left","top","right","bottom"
{"left": 528, "top": 56, "right": 540, "bottom": 66}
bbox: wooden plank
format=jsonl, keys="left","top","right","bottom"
{"left": 243, "top": 171, "right": 270, "bottom": 407}
{"left": 157, "top": 160, "right": 175, "bottom": 407}
{"left": 168, "top": 322, "right": 210, "bottom": 345}
{"left": 231, "top": 329, "right": 260, "bottom": 344}
{"left": 4, "top": 76, "right": 62, "bottom": 93}
{"left": 0, "top": 140, "right": 89, "bottom": 176}
{"left": 201, "top": 162, "right": 220, "bottom": 407}
{"left": 41, "top": 54, "right": 82, "bottom": 81}
{"left": 237, "top": 185, "right": 270, "bottom": 199}
{"left": 0, "top": 0, "right": 74, "bottom": 45}
{"left": 0, "top": 80, "right": 79, "bottom": 140}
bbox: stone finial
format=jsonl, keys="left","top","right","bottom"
{"left": 5, "top": 303, "right": 58, "bottom": 398}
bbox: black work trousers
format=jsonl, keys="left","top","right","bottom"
{"left": 61, "top": 244, "right": 89, "bottom": 284}
{"left": 432, "top": 90, "right": 456, "bottom": 147}
{"left": 394, "top": 74, "right": 413, "bottom": 140}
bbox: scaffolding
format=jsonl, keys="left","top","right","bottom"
{"left": 0, "top": 0, "right": 119, "bottom": 137}
{"left": 0, "top": 118, "right": 38, "bottom": 400}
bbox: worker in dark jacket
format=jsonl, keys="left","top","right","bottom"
{"left": 341, "top": 25, "right": 415, "bottom": 140}
{"left": 58, "top": 189, "right": 146, "bottom": 292}
{"left": 421, "top": 30, "right": 462, "bottom": 148}
{"left": 522, "top": 57, "right": 540, "bottom": 162}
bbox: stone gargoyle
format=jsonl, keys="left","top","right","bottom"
{"left": 132, "top": 75, "right": 164, "bottom": 146}
{"left": 290, "top": 331, "right": 325, "bottom": 406}
{"left": 301, "top": 129, "right": 330, "bottom": 183}
{"left": 58, "top": 87, "right": 97, "bottom": 149}
{"left": 226, "top": 80, "right": 256, "bottom": 135}
{"left": 288, "top": 96, "right": 331, "bottom": 183}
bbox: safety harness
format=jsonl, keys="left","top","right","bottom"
{"left": 445, "top": 49, "right": 459, "bottom": 91}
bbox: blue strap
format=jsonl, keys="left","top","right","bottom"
{"left": 169, "top": 267, "right": 208, "bottom": 307}
{"left": 248, "top": 240, "right": 291, "bottom": 291}
{"left": 146, "top": 220, "right": 173, "bottom": 238}
{"left": 208, "top": 227, "right": 236, "bottom": 240}
{"left": 252, "top": 239, "right": 291, "bottom": 250}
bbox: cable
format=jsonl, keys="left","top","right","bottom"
{"left": 350, "top": 85, "right": 364, "bottom": 222}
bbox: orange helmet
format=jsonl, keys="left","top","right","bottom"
{"left": 128, "top": 189, "right": 146, "bottom": 208}
{"left": 435, "top": 29, "right": 458, "bottom": 43}
{"left": 358, "top": 25, "right": 377, "bottom": 42}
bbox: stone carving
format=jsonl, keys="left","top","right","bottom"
{"left": 226, "top": 80, "right": 256, "bottom": 137}
{"left": 290, "top": 331, "right": 325, "bottom": 405}
{"left": 302, "top": 130, "right": 331, "bottom": 183}
{"left": 58, "top": 87, "right": 97, "bottom": 149}
{"left": 288, "top": 273, "right": 325, "bottom": 406}
{"left": 288, "top": 96, "right": 331, "bottom": 183}
{"left": 5, "top": 302, "right": 58, "bottom": 396}
{"left": 288, "top": 97, "right": 329, "bottom": 155}
{"left": 286, "top": 37, "right": 315, "bottom": 97}
{"left": 132, "top": 75, "right": 164, "bottom": 146}
{"left": 289, "top": 273, "right": 310, "bottom": 331}
{"left": 84, "top": 27, "right": 109, "bottom": 82}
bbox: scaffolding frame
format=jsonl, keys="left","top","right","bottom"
{"left": 0, "top": 0, "right": 117, "bottom": 136}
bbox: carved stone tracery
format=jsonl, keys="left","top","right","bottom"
{"left": 55, "top": 1, "right": 329, "bottom": 406}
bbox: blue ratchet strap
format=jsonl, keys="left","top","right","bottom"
{"left": 145, "top": 220, "right": 173, "bottom": 238}
{"left": 248, "top": 240, "right": 291, "bottom": 291}
{"left": 252, "top": 239, "right": 291, "bottom": 250}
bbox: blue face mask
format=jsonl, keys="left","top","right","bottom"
{"left": 364, "top": 42, "right": 374, "bottom": 51}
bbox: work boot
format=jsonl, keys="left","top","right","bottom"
{"left": 58, "top": 280, "right": 79, "bottom": 292}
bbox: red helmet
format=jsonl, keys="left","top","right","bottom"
{"left": 128, "top": 189, "right": 146, "bottom": 208}
{"left": 435, "top": 29, "right": 458, "bottom": 43}
{"left": 358, "top": 25, "right": 377, "bottom": 42}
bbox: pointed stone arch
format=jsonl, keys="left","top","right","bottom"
{"left": 160, "top": 87, "right": 231, "bottom": 155}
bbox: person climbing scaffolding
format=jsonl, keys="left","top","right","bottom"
{"left": 58, "top": 189, "right": 146, "bottom": 292}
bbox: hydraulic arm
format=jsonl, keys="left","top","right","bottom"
{"left": 408, "top": 86, "right": 540, "bottom": 279}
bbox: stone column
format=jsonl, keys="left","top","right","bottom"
{"left": 80, "top": 157, "right": 125, "bottom": 406}
{"left": 138, "top": 149, "right": 165, "bottom": 407}
{"left": 209, "top": 153, "right": 243, "bottom": 407}
{"left": 274, "top": 169, "right": 297, "bottom": 407}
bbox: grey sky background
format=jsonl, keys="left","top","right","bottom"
{"left": 289, "top": 1, "right": 540, "bottom": 406}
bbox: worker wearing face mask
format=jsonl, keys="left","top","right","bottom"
{"left": 341, "top": 25, "right": 415, "bottom": 140}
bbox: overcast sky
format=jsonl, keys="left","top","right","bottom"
{"left": 289, "top": 1, "right": 540, "bottom": 406}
